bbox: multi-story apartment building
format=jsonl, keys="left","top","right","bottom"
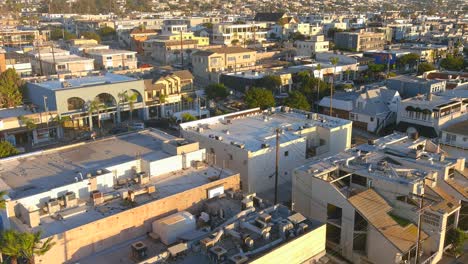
{"left": 0, "top": 29, "right": 48, "bottom": 47}
{"left": 211, "top": 23, "right": 268, "bottom": 46}
{"left": 396, "top": 93, "right": 467, "bottom": 138}
{"left": 180, "top": 107, "right": 352, "bottom": 194}
{"left": 85, "top": 49, "right": 138, "bottom": 70}
{"left": 293, "top": 133, "right": 466, "bottom": 264}
{"left": 142, "top": 22, "right": 210, "bottom": 65}
{"left": 440, "top": 119, "right": 468, "bottom": 158}
{"left": 28, "top": 47, "right": 94, "bottom": 76}
{"left": 191, "top": 47, "right": 257, "bottom": 85}
{"left": 334, "top": 31, "right": 386, "bottom": 51}
{"left": 387, "top": 75, "right": 446, "bottom": 99}
{"left": 143, "top": 70, "right": 202, "bottom": 119}
{"left": 295, "top": 35, "right": 329, "bottom": 57}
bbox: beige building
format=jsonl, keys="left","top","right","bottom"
{"left": 180, "top": 107, "right": 352, "bottom": 194}
{"left": 0, "top": 130, "right": 241, "bottom": 264}
{"left": 212, "top": 23, "right": 268, "bottom": 46}
{"left": 293, "top": 133, "right": 466, "bottom": 264}
{"left": 191, "top": 47, "right": 257, "bottom": 85}
{"left": 295, "top": 35, "right": 330, "bottom": 57}
{"left": 85, "top": 49, "right": 138, "bottom": 70}
{"left": 334, "top": 31, "right": 386, "bottom": 51}
{"left": 28, "top": 47, "right": 94, "bottom": 76}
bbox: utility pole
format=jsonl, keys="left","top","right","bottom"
{"left": 274, "top": 128, "right": 280, "bottom": 204}
{"left": 180, "top": 30, "right": 184, "bottom": 68}
{"left": 412, "top": 192, "right": 427, "bottom": 264}
{"left": 36, "top": 41, "right": 44, "bottom": 76}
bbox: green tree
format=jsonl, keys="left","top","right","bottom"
{"left": 0, "top": 230, "right": 55, "bottom": 264}
{"left": 284, "top": 91, "right": 310, "bottom": 111}
{"left": 244, "top": 87, "right": 275, "bottom": 109}
{"left": 80, "top": 31, "right": 101, "bottom": 43}
{"left": 440, "top": 55, "right": 465, "bottom": 71}
{"left": 98, "top": 26, "right": 116, "bottom": 38}
{"left": 87, "top": 100, "right": 105, "bottom": 131}
{"left": 0, "top": 69, "right": 23, "bottom": 108}
{"left": 0, "top": 190, "right": 6, "bottom": 209}
{"left": 18, "top": 230, "right": 55, "bottom": 264}
{"left": 202, "top": 22, "right": 213, "bottom": 29}
{"left": 367, "top": 63, "right": 386, "bottom": 80}
{"left": 17, "top": 115, "right": 37, "bottom": 146}
{"left": 181, "top": 113, "right": 197, "bottom": 122}
{"left": 446, "top": 228, "right": 467, "bottom": 255}
{"left": 0, "top": 141, "right": 18, "bottom": 158}
{"left": 205, "top": 83, "right": 229, "bottom": 100}
{"left": 289, "top": 32, "right": 306, "bottom": 41}
{"left": 0, "top": 229, "right": 22, "bottom": 264}
{"left": 397, "top": 53, "right": 420, "bottom": 70}
{"left": 417, "top": 62, "right": 436, "bottom": 75}
{"left": 257, "top": 75, "right": 282, "bottom": 92}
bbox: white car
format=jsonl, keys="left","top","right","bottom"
{"left": 130, "top": 122, "right": 145, "bottom": 130}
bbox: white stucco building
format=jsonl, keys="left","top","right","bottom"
{"left": 180, "top": 107, "right": 352, "bottom": 194}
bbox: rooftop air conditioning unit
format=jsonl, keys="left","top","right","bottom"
{"left": 230, "top": 254, "right": 249, "bottom": 264}
{"left": 131, "top": 241, "right": 148, "bottom": 261}
{"left": 46, "top": 198, "right": 60, "bottom": 214}
{"left": 64, "top": 191, "right": 77, "bottom": 208}
{"left": 210, "top": 246, "right": 227, "bottom": 261}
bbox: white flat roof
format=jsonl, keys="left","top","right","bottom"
{"left": 181, "top": 107, "right": 351, "bottom": 152}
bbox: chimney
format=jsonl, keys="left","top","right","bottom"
{"left": 427, "top": 93, "right": 432, "bottom": 101}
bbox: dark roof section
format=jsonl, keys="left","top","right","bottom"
{"left": 396, "top": 121, "right": 438, "bottom": 138}
{"left": 193, "top": 47, "right": 255, "bottom": 56}
{"left": 254, "top": 12, "right": 287, "bottom": 22}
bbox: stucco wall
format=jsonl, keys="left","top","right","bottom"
{"left": 35, "top": 174, "right": 240, "bottom": 264}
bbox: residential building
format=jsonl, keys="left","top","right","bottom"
{"left": 396, "top": 93, "right": 467, "bottom": 138}
{"left": 440, "top": 119, "right": 468, "bottom": 158}
{"left": 180, "top": 107, "right": 352, "bottom": 194}
{"left": 295, "top": 35, "right": 329, "bottom": 57}
{"left": 142, "top": 22, "right": 210, "bottom": 65}
{"left": 191, "top": 47, "right": 257, "bottom": 85}
{"left": 0, "top": 29, "right": 47, "bottom": 47}
{"left": 85, "top": 49, "right": 138, "bottom": 70}
{"left": 143, "top": 70, "right": 204, "bottom": 119}
{"left": 293, "top": 133, "right": 466, "bottom": 264}
{"left": 0, "top": 106, "right": 61, "bottom": 148}
{"left": 211, "top": 23, "right": 268, "bottom": 46}
{"left": 128, "top": 28, "right": 158, "bottom": 54}
{"left": 334, "top": 31, "right": 386, "bottom": 52}
{"left": 387, "top": 75, "right": 446, "bottom": 99}
{"left": 320, "top": 86, "right": 400, "bottom": 134}
{"left": 0, "top": 51, "right": 32, "bottom": 76}
{"left": 28, "top": 47, "right": 94, "bottom": 76}
{"left": 220, "top": 70, "right": 292, "bottom": 94}
{"left": 69, "top": 43, "right": 110, "bottom": 56}
{"left": 25, "top": 73, "right": 146, "bottom": 131}
{"left": 0, "top": 130, "right": 241, "bottom": 263}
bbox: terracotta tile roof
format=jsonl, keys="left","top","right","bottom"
{"left": 130, "top": 28, "right": 157, "bottom": 35}
{"left": 349, "top": 189, "right": 427, "bottom": 253}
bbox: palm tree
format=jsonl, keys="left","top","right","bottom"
{"left": 0, "top": 190, "right": 7, "bottom": 209}
{"left": 87, "top": 100, "right": 104, "bottom": 131}
{"left": 316, "top": 63, "right": 322, "bottom": 112}
{"left": 0, "top": 230, "right": 22, "bottom": 264}
{"left": 119, "top": 91, "right": 138, "bottom": 123}
{"left": 329, "top": 57, "right": 340, "bottom": 117}
{"left": 18, "top": 115, "right": 37, "bottom": 146}
{"left": 51, "top": 115, "right": 71, "bottom": 139}
{"left": 19, "top": 231, "right": 55, "bottom": 264}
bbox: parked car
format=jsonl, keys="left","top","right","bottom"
{"left": 130, "top": 122, "right": 145, "bottom": 130}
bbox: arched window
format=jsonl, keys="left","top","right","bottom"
{"left": 95, "top": 93, "right": 116, "bottom": 107}
{"left": 67, "top": 97, "right": 85, "bottom": 111}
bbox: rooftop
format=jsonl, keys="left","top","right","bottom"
{"left": 0, "top": 106, "right": 41, "bottom": 120}
{"left": 443, "top": 119, "right": 468, "bottom": 136}
{"left": 29, "top": 73, "right": 138, "bottom": 90}
{"left": 40, "top": 54, "right": 94, "bottom": 64}
{"left": 388, "top": 75, "right": 444, "bottom": 85}
{"left": 180, "top": 107, "right": 351, "bottom": 152}
{"left": 0, "top": 130, "right": 175, "bottom": 199}
{"left": 401, "top": 94, "right": 460, "bottom": 109}
{"left": 86, "top": 49, "right": 137, "bottom": 55}
{"left": 29, "top": 164, "right": 235, "bottom": 238}
{"left": 78, "top": 198, "right": 323, "bottom": 264}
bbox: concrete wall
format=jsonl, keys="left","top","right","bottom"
{"left": 35, "top": 174, "right": 241, "bottom": 264}
{"left": 250, "top": 224, "right": 326, "bottom": 264}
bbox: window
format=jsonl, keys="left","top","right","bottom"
{"left": 57, "top": 64, "right": 66, "bottom": 70}
{"left": 243, "top": 55, "right": 250, "bottom": 59}
{"left": 351, "top": 175, "right": 367, "bottom": 187}
{"left": 228, "top": 57, "right": 236, "bottom": 62}
{"left": 126, "top": 55, "right": 133, "bottom": 59}
{"left": 370, "top": 117, "right": 374, "bottom": 122}
{"left": 106, "top": 56, "right": 112, "bottom": 60}
{"left": 445, "top": 133, "right": 456, "bottom": 144}
{"left": 284, "top": 151, "right": 289, "bottom": 157}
